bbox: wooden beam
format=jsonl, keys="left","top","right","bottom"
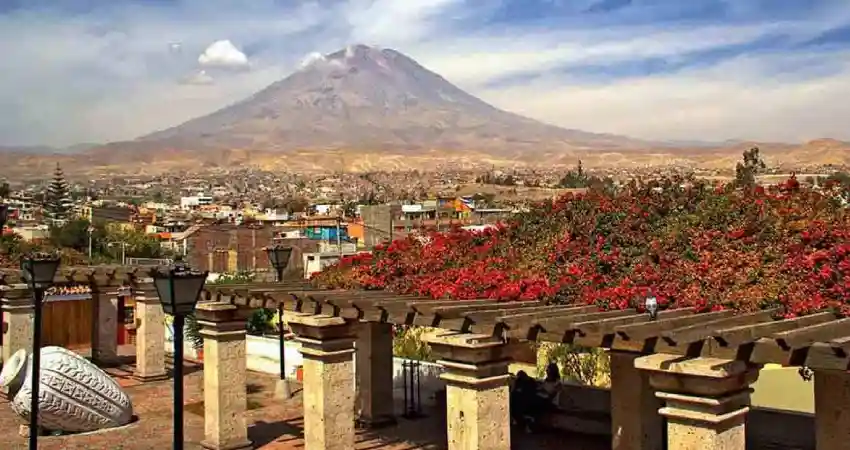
{"left": 713, "top": 312, "right": 838, "bottom": 347}
{"left": 205, "top": 282, "right": 303, "bottom": 293}
{"left": 305, "top": 291, "right": 404, "bottom": 315}
{"left": 266, "top": 292, "right": 302, "bottom": 312}
{"left": 493, "top": 306, "right": 598, "bottom": 340}
{"left": 805, "top": 342, "right": 850, "bottom": 371}
{"left": 407, "top": 299, "right": 491, "bottom": 315}
{"left": 573, "top": 308, "right": 695, "bottom": 337}
{"left": 828, "top": 335, "right": 850, "bottom": 352}
{"left": 433, "top": 301, "right": 542, "bottom": 319}
{"left": 661, "top": 308, "right": 780, "bottom": 347}
{"left": 305, "top": 290, "right": 401, "bottom": 301}
{"left": 773, "top": 318, "right": 850, "bottom": 350}
{"left": 535, "top": 309, "right": 637, "bottom": 342}
{"left": 615, "top": 310, "right": 735, "bottom": 341}
{"left": 438, "top": 304, "right": 563, "bottom": 334}
{"left": 467, "top": 305, "right": 592, "bottom": 335}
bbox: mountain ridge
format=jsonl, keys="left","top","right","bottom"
{"left": 134, "top": 44, "right": 658, "bottom": 153}
{"left": 1, "top": 45, "right": 849, "bottom": 178}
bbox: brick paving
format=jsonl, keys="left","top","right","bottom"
{"left": 0, "top": 362, "right": 609, "bottom": 450}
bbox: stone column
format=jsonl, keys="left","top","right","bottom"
{"left": 1, "top": 286, "right": 33, "bottom": 364}
{"left": 133, "top": 285, "right": 167, "bottom": 382}
{"left": 610, "top": 351, "right": 664, "bottom": 450}
{"left": 425, "top": 332, "right": 514, "bottom": 450}
{"left": 636, "top": 354, "right": 761, "bottom": 450}
{"left": 91, "top": 289, "right": 119, "bottom": 365}
{"left": 196, "top": 302, "right": 252, "bottom": 450}
{"left": 814, "top": 370, "right": 850, "bottom": 450}
{"left": 355, "top": 321, "right": 396, "bottom": 428}
{"left": 288, "top": 313, "right": 357, "bottom": 450}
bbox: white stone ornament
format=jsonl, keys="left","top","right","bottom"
{"left": 0, "top": 347, "right": 134, "bottom": 432}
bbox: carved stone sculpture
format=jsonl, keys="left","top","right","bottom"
{"left": 0, "top": 346, "right": 134, "bottom": 432}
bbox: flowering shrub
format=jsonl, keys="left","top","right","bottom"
{"left": 313, "top": 175, "right": 850, "bottom": 317}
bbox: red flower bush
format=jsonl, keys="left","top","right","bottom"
{"left": 313, "top": 176, "right": 850, "bottom": 317}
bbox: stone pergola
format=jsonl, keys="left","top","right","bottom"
{"left": 3, "top": 266, "right": 850, "bottom": 450}
{"left": 202, "top": 285, "right": 850, "bottom": 450}
{"left": 0, "top": 266, "right": 147, "bottom": 368}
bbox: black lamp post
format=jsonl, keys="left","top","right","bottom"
{"left": 151, "top": 261, "right": 208, "bottom": 450}
{"left": 265, "top": 245, "right": 293, "bottom": 399}
{"left": 0, "top": 203, "right": 9, "bottom": 229}
{"left": 265, "top": 244, "right": 292, "bottom": 282}
{"left": 645, "top": 290, "right": 658, "bottom": 321}
{"left": 20, "top": 252, "right": 61, "bottom": 450}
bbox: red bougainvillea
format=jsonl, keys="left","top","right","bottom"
{"left": 313, "top": 176, "right": 850, "bottom": 317}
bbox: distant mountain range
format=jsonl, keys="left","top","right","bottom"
{"left": 0, "top": 45, "right": 848, "bottom": 177}
{"left": 0, "top": 143, "right": 97, "bottom": 155}
{"left": 134, "top": 44, "right": 658, "bottom": 152}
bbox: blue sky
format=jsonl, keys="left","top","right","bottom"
{"left": 1, "top": 0, "right": 849, "bottom": 146}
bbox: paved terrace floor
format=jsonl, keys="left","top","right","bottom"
{"left": 0, "top": 362, "right": 609, "bottom": 450}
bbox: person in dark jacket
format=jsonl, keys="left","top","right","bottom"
{"left": 510, "top": 363, "right": 562, "bottom": 431}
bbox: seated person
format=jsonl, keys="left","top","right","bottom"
{"left": 538, "top": 362, "right": 562, "bottom": 404}
{"left": 510, "top": 363, "right": 562, "bottom": 431}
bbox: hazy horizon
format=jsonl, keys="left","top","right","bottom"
{"left": 2, "top": 0, "right": 849, "bottom": 147}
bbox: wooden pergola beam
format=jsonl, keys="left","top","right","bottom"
{"left": 573, "top": 308, "right": 694, "bottom": 337}
{"left": 466, "top": 305, "right": 592, "bottom": 335}
{"left": 0, "top": 266, "right": 146, "bottom": 287}
{"left": 615, "top": 310, "right": 736, "bottom": 342}
{"left": 713, "top": 312, "right": 838, "bottom": 347}
{"left": 773, "top": 318, "right": 850, "bottom": 350}
{"left": 805, "top": 342, "right": 850, "bottom": 371}
{"left": 177, "top": 282, "right": 850, "bottom": 370}
{"left": 534, "top": 309, "right": 638, "bottom": 342}
{"left": 661, "top": 308, "right": 780, "bottom": 347}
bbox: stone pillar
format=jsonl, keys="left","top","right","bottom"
{"left": 227, "top": 250, "right": 238, "bottom": 273}
{"left": 636, "top": 354, "right": 760, "bottom": 450}
{"left": 91, "top": 289, "right": 119, "bottom": 365}
{"left": 133, "top": 286, "right": 167, "bottom": 382}
{"left": 196, "top": 302, "right": 252, "bottom": 450}
{"left": 288, "top": 313, "right": 357, "bottom": 450}
{"left": 610, "top": 351, "right": 664, "bottom": 450}
{"left": 814, "top": 370, "right": 850, "bottom": 450}
{"left": 355, "top": 321, "right": 396, "bottom": 428}
{"left": 1, "top": 287, "right": 33, "bottom": 364}
{"left": 425, "top": 332, "right": 514, "bottom": 450}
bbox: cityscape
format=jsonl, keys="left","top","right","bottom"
{"left": 2, "top": 1, "right": 850, "bottom": 450}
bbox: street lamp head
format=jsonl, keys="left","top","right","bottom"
{"left": 150, "top": 261, "right": 208, "bottom": 316}
{"left": 265, "top": 244, "right": 293, "bottom": 272}
{"left": 20, "top": 251, "right": 61, "bottom": 290}
{"left": 645, "top": 290, "right": 659, "bottom": 321}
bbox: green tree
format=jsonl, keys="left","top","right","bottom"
{"left": 49, "top": 219, "right": 105, "bottom": 254}
{"left": 106, "top": 227, "right": 167, "bottom": 260}
{"left": 559, "top": 160, "right": 595, "bottom": 188}
{"left": 827, "top": 171, "right": 850, "bottom": 186}
{"left": 734, "top": 147, "right": 767, "bottom": 189}
{"left": 45, "top": 164, "right": 73, "bottom": 222}
{"left": 49, "top": 219, "right": 167, "bottom": 262}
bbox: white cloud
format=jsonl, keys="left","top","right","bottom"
{"left": 181, "top": 70, "right": 215, "bottom": 85}
{"left": 0, "top": 0, "right": 849, "bottom": 146}
{"left": 478, "top": 51, "right": 850, "bottom": 142}
{"left": 198, "top": 39, "right": 249, "bottom": 68}
{"left": 299, "top": 51, "right": 327, "bottom": 69}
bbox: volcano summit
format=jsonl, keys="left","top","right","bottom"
{"left": 137, "top": 44, "right": 644, "bottom": 153}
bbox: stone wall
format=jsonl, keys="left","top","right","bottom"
{"left": 186, "top": 224, "right": 317, "bottom": 277}
{"left": 360, "top": 205, "right": 408, "bottom": 248}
